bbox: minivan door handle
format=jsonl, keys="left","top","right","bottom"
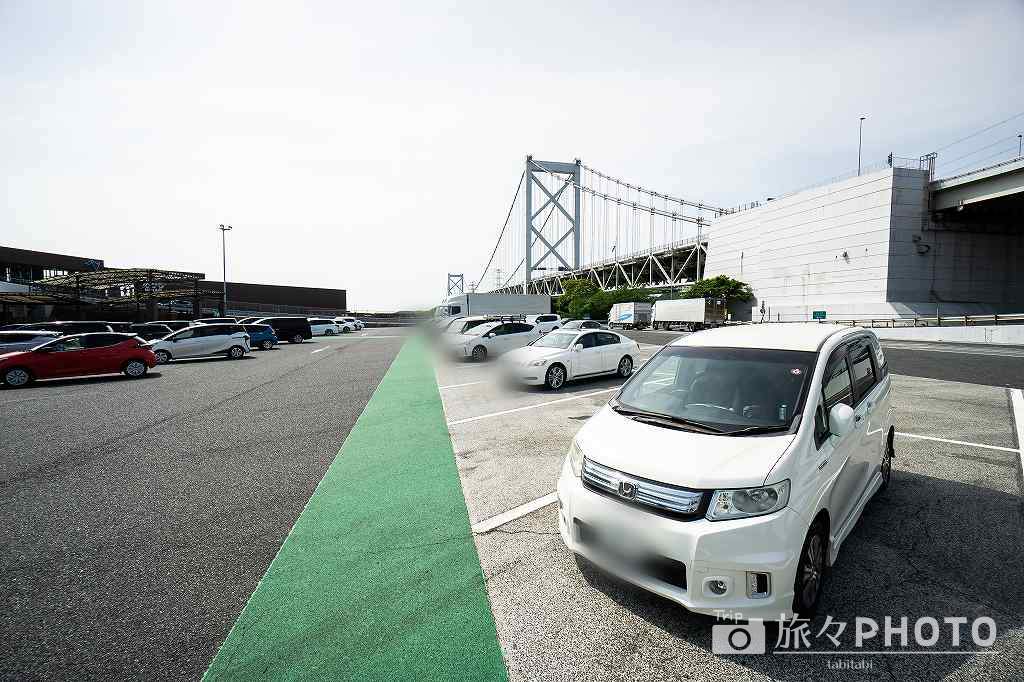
{"left": 817, "top": 457, "right": 830, "bottom": 471}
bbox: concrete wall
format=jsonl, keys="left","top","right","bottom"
{"left": 871, "top": 325, "right": 1024, "bottom": 346}
{"left": 705, "top": 167, "right": 899, "bottom": 321}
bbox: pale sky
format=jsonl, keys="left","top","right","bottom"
{"left": 2, "top": 0, "right": 1022, "bottom": 310}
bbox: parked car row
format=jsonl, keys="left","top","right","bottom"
{"left": 0, "top": 314, "right": 362, "bottom": 388}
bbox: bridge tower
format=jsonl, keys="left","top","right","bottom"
{"left": 524, "top": 156, "right": 581, "bottom": 292}
{"left": 446, "top": 273, "right": 464, "bottom": 297}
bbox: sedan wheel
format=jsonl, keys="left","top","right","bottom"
{"left": 124, "top": 360, "right": 147, "bottom": 378}
{"left": 154, "top": 350, "right": 171, "bottom": 364}
{"left": 325, "top": 329, "right": 336, "bottom": 336}
{"left": 545, "top": 364, "right": 566, "bottom": 390}
{"left": 471, "top": 345, "right": 487, "bottom": 362}
{"left": 793, "top": 520, "right": 827, "bottom": 616}
{"left": 617, "top": 356, "right": 633, "bottom": 378}
{"left": 3, "top": 367, "right": 31, "bottom": 387}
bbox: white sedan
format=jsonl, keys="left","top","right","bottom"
{"left": 446, "top": 320, "right": 543, "bottom": 361}
{"left": 500, "top": 329, "right": 640, "bottom": 389}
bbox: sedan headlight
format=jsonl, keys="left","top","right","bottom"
{"left": 706, "top": 480, "right": 790, "bottom": 521}
{"left": 566, "top": 440, "right": 584, "bottom": 477}
{"left": 530, "top": 358, "right": 549, "bottom": 366}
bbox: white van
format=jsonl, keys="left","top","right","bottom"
{"left": 557, "top": 323, "right": 893, "bottom": 620}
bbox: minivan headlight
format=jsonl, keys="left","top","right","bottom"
{"left": 566, "top": 440, "right": 584, "bottom": 477}
{"left": 706, "top": 480, "right": 790, "bottom": 521}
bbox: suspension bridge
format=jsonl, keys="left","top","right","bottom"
{"left": 474, "top": 156, "right": 730, "bottom": 296}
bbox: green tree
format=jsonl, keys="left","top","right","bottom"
{"left": 556, "top": 279, "right": 601, "bottom": 319}
{"left": 682, "top": 275, "right": 753, "bottom": 306}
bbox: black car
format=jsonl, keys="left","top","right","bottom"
{"left": 255, "top": 317, "right": 312, "bottom": 344}
{"left": 107, "top": 322, "right": 134, "bottom": 333}
{"left": 129, "top": 323, "right": 174, "bottom": 341}
{"left": 21, "top": 321, "right": 114, "bottom": 335}
{"left": 561, "top": 319, "right": 607, "bottom": 330}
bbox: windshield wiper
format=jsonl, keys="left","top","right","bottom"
{"left": 611, "top": 405, "right": 724, "bottom": 434}
{"left": 723, "top": 424, "right": 791, "bottom": 436}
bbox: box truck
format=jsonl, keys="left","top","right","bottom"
{"left": 652, "top": 297, "right": 727, "bottom": 331}
{"left": 434, "top": 294, "right": 552, "bottom": 327}
{"left": 607, "top": 302, "right": 652, "bottom": 329}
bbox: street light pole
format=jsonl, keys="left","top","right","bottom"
{"left": 858, "top": 116, "right": 867, "bottom": 175}
{"left": 218, "top": 224, "right": 233, "bottom": 316}
{"left": 1018, "top": 134, "right": 1022, "bottom": 157}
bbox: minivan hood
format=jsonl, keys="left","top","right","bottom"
{"left": 576, "top": 405, "right": 795, "bottom": 490}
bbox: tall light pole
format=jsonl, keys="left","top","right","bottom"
{"left": 857, "top": 116, "right": 867, "bottom": 175}
{"left": 218, "top": 224, "right": 232, "bottom": 316}
{"left": 1018, "top": 134, "right": 1022, "bottom": 157}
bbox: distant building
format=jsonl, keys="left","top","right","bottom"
{"left": 1, "top": 245, "right": 104, "bottom": 282}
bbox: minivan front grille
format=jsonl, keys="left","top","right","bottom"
{"left": 582, "top": 457, "right": 708, "bottom": 521}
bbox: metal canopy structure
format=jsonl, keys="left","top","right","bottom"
{"left": 28, "top": 267, "right": 206, "bottom": 314}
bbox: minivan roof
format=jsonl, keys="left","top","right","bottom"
{"left": 672, "top": 323, "right": 855, "bottom": 352}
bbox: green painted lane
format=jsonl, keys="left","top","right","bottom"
{"left": 205, "top": 337, "right": 507, "bottom": 681}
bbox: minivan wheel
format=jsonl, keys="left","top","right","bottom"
{"left": 290, "top": 334, "right": 304, "bottom": 344}
{"left": 260, "top": 339, "right": 274, "bottom": 350}
{"left": 3, "top": 367, "right": 32, "bottom": 388}
{"left": 879, "top": 428, "right": 894, "bottom": 492}
{"left": 545, "top": 364, "right": 566, "bottom": 390}
{"left": 471, "top": 345, "right": 487, "bottom": 362}
{"left": 793, "top": 519, "right": 828, "bottom": 617}
{"left": 154, "top": 350, "right": 172, "bottom": 364}
{"left": 227, "top": 345, "right": 245, "bottom": 359}
{"left": 325, "top": 328, "right": 336, "bottom": 336}
{"left": 123, "top": 360, "right": 148, "bottom": 378}
{"left": 617, "top": 356, "right": 633, "bottom": 378}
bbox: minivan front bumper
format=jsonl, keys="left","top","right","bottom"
{"left": 557, "top": 458, "right": 807, "bottom": 621}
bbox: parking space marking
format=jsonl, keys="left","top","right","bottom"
{"left": 439, "top": 381, "right": 486, "bottom": 390}
{"left": 446, "top": 387, "right": 620, "bottom": 426}
{"left": 895, "top": 431, "right": 1020, "bottom": 453}
{"left": 472, "top": 493, "right": 559, "bottom": 534}
{"left": 1011, "top": 388, "right": 1024, "bottom": 477}
{"left": 309, "top": 347, "right": 328, "bottom": 354}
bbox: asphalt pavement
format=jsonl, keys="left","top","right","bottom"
{"left": 0, "top": 329, "right": 407, "bottom": 680}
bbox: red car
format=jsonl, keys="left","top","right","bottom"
{"left": 0, "top": 333, "right": 158, "bottom": 388}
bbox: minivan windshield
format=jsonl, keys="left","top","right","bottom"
{"left": 614, "top": 346, "right": 815, "bottom": 434}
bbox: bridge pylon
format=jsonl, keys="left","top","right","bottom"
{"left": 524, "top": 156, "right": 581, "bottom": 293}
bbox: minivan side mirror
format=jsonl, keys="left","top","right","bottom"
{"left": 828, "top": 403, "right": 855, "bottom": 438}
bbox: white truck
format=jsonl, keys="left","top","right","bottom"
{"left": 434, "top": 294, "right": 552, "bottom": 328}
{"left": 652, "top": 297, "right": 728, "bottom": 331}
{"left": 608, "top": 302, "right": 652, "bottom": 329}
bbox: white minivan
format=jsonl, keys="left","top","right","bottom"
{"left": 150, "top": 323, "right": 251, "bottom": 363}
{"left": 557, "top": 323, "right": 894, "bottom": 620}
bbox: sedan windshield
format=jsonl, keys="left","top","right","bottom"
{"left": 615, "top": 346, "right": 815, "bottom": 434}
{"left": 530, "top": 332, "right": 577, "bottom": 349}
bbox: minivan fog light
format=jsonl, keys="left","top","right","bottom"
{"left": 746, "top": 572, "right": 771, "bottom": 599}
{"left": 707, "top": 579, "right": 728, "bottom": 596}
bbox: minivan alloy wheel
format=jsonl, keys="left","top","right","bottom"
{"left": 4, "top": 367, "right": 31, "bottom": 387}
{"left": 794, "top": 520, "right": 827, "bottom": 616}
{"left": 154, "top": 350, "right": 171, "bottom": 364}
{"left": 291, "top": 334, "right": 304, "bottom": 344}
{"left": 260, "top": 340, "right": 274, "bottom": 350}
{"left": 228, "top": 345, "right": 244, "bottom": 359}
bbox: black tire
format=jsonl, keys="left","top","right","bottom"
{"left": 793, "top": 518, "right": 828, "bottom": 617}
{"left": 471, "top": 345, "right": 487, "bottom": 362}
{"left": 260, "top": 339, "right": 274, "bottom": 350}
{"left": 227, "top": 345, "right": 245, "bottom": 359}
{"left": 325, "top": 328, "right": 336, "bottom": 336}
{"left": 617, "top": 356, "right": 634, "bottom": 378}
{"left": 290, "top": 334, "right": 304, "bottom": 344}
{"left": 545, "top": 363, "right": 567, "bottom": 390}
{"left": 3, "top": 366, "right": 32, "bottom": 388}
{"left": 879, "top": 427, "right": 894, "bottom": 492}
{"left": 123, "top": 359, "right": 148, "bottom": 378}
{"left": 154, "top": 350, "right": 172, "bottom": 364}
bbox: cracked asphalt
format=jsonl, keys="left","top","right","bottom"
{"left": 0, "top": 329, "right": 407, "bottom": 680}
{"left": 436, "top": 337, "right": 1024, "bottom": 681}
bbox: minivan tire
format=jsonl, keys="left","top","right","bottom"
{"left": 471, "top": 345, "right": 487, "bottom": 362}
{"left": 879, "top": 428, "right": 894, "bottom": 492}
{"left": 154, "top": 350, "right": 172, "bottom": 364}
{"left": 325, "top": 328, "right": 336, "bottom": 336}
{"left": 123, "top": 360, "right": 148, "bottom": 378}
{"left": 290, "top": 334, "right": 304, "bottom": 344}
{"left": 3, "top": 367, "right": 32, "bottom": 388}
{"left": 260, "top": 339, "right": 274, "bottom": 350}
{"left": 227, "top": 345, "right": 245, "bottom": 359}
{"left": 793, "top": 518, "right": 828, "bottom": 617}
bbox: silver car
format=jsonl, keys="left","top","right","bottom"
{"left": 0, "top": 330, "right": 62, "bottom": 354}
{"left": 149, "top": 323, "right": 251, "bottom": 363}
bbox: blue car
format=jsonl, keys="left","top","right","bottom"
{"left": 244, "top": 324, "right": 278, "bottom": 350}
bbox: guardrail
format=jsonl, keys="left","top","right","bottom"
{"left": 743, "top": 313, "right": 1024, "bottom": 328}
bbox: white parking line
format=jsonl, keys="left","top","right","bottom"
{"left": 438, "top": 381, "right": 485, "bottom": 390}
{"left": 472, "top": 492, "right": 559, "bottom": 534}
{"left": 310, "top": 347, "right": 328, "bottom": 354}
{"left": 447, "top": 387, "right": 620, "bottom": 426}
{"left": 1010, "top": 389, "right": 1024, "bottom": 477}
{"left": 895, "top": 431, "right": 1019, "bottom": 453}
